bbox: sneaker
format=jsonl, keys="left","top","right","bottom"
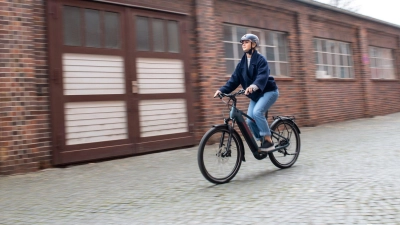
{"left": 260, "top": 139, "right": 275, "bottom": 152}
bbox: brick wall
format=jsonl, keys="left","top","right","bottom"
{"left": 366, "top": 31, "right": 400, "bottom": 116}
{"left": 294, "top": 1, "right": 400, "bottom": 122}
{"left": 309, "top": 18, "right": 365, "bottom": 124}
{"left": 32, "top": 0, "right": 52, "bottom": 170}
{"left": 0, "top": 0, "right": 51, "bottom": 175}
{"left": 1, "top": 0, "right": 400, "bottom": 175}
{"left": 194, "top": 0, "right": 229, "bottom": 138}
{"left": 202, "top": 0, "right": 400, "bottom": 128}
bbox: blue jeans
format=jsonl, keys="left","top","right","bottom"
{"left": 246, "top": 89, "right": 279, "bottom": 141}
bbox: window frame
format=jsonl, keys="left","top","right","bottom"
{"left": 369, "top": 46, "right": 396, "bottom": 80}
{"left": 222, "top": 24, "right": 290, "bottom": 77}
{"left": 313, "top": 38, "right": 355, "bottom": 79}
{"left": 62, "top": 5, "right": 121, "bottom": 49}
{"left": 135, "top": 16, "right": 181, "bottom": 53}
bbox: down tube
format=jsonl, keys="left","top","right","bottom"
{"left": 235, "top": 117, "right": 259, "bottom": 154}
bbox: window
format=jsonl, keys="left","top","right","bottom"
{"left": 136, "top": 17, "right": 150, "bottom": 51}
{"left": 136, "top": 17, "right": 180, "bottom": 53}
{"left": 85, "top": 9, "right": 101, "bottom": 48}
{"left": 63, "top": 6, "right": 120, "bottom": 49}
{"left": 369, "top": 46, "right": 396, "bottom": 79}
{"left": 313, "top": 39, "right": 354, "bottom": 78}
{"left": 223, "top": 24, "right": 290, "bottom": 76}
{"left": 104, "top": 12, "right": 120, "bottom": 48}
{"left": 63, "top": 6, "right": 81, "bottom": 46}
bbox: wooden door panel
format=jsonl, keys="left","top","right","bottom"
{"left": 49, "top": 0, "right": 134, "bottom": 165}
{"left": 48, "top": 0, "right": 195, "bottom": 165}
{"left": 130, "top": 11, "right": 195, "bottom": 152}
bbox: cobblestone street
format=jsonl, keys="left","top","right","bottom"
{"left": 1, "top": 112, "right": 400, "bottom": 224}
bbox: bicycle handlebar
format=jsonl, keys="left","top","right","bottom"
{"left": 217, "top": 89, "right": 245, "bottom": 99}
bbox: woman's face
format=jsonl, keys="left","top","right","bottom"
{"left": 242, "top": 40, "right": 255, "bottom": 53}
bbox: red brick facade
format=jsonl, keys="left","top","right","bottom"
{"left": 0, "top": 0, "right": 52, "bottom": 175}
{"left": 1, "top": 0, "right": 399, "bottom": 175}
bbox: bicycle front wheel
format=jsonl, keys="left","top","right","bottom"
{"left": 269, "top": 120, "right": 301, "bottom": 169}
{"left": 197, "top": 126, "right": 242, "bottom": 184}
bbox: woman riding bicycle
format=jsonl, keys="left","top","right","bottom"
{"left": 214, "top": 34, "right": 279, "bottom": 152}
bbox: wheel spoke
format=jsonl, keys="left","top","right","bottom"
{"left": 269, "top": 121, "right": 300, "bottom": 169}
{"left": 198, "top": 128, "right": 242, "bottom": 184}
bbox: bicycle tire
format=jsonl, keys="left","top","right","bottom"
{"left": 197, "top": 126, "right": 242, "bottom": 184}
{"left": 268, "top": 120, "right": 301, "bottom": 169}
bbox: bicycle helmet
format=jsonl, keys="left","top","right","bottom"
{"left": 240, "top": 34, "right": 259, "bottom": 54}
{"left": 240, "top": 34, "right": 259, "bottom": 46}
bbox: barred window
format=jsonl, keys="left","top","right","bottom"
{"left": 313, "top": 38, "right": 354, "bottom": 78}
{"left": 369, "top": 46, "right": 396, "bottom": 79}
{"left": 223, "top": 24, "right": 289, "bottom": 77}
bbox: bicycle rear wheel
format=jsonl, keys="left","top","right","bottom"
{"left": 197, "top": 126, "right": 242, "bottom": 184}
{"left": 269, "top": 120, "right": 301, "bottom": 169}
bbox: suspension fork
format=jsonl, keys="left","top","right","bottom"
{"left": 219, "top": 118, "right": 235, "bottom": 156}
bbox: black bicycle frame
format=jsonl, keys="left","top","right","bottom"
{"left": 225, "top": 97, "right": 290, "bottom": 160}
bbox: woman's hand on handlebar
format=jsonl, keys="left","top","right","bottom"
{"left": 214, "top": 90, "right": 222, "bottom": 98}
{"left": 244, "top": 87, "right": 254, "bottom": 95}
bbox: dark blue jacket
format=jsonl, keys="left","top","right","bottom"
{"left": 219, "top": 50, "right": 278, "bottom": 102}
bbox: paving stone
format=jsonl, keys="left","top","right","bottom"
{"left": 1, "top": 112, "right": 400, "bottom": 224}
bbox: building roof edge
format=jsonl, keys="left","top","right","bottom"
{"left": 294, "top": 0, "right": 400, "bottom": 29}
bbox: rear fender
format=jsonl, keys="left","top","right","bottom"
{"left": 270, "top": 117, "right": 301, "bottom": 134}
